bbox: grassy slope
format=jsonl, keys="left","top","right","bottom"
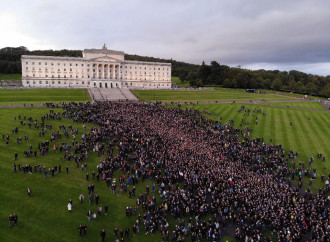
{"left": 0, "top": 108, "right": 163, "bottom": 241}
{"left": 0, "top": 73, "right": 22, "bottom": 81}
{"left": 0, "top": 89, "right": 91, "bottom": 106}
{"left": 177, "top": 103, "right": 329, "bottom": 188}
{"left": 132, "top": 89, "right": 299, "bottom": 102}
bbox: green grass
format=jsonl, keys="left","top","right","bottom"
{"left": 132, "top": 88, "right": 300, "bottom": 102}
{"left": 0, "top": 108, "right": 164, "bottom": 241}
{"left": 0, "top": 89, "right": 91, "bottom": 106}
{"left": 263, "top": 89, "right": 327, "bottom": 100}
{"left": 175, "top": 103, "right": 329, "bottom": 188}
{"left": 171, "top": 76, "right": 190, "bottom": 87}
{"left": 0, "top": 73, "right": 22, "bottom": 81}
{"left": 259, "top": 101, "right": 327, "bottom": 111}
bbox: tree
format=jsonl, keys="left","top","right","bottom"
{"left": 305, "top": 82, "right": 318, "bottom": 94}
{"left": 197, "top": 61, "right": 211, "bottom": 85}
{"left": 271, "top": 78, "right": 283, "bottom": 90}
{"left": 223, "top": 78, "right": 237, "bottom": 88}
{"left": 319, "top": 83, "right": 330, "bottom": 97}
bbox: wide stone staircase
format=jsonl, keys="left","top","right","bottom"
{"left": 88, "top": 88, "right": 138, "bottom": 101}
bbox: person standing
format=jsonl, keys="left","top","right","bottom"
{"left": 27, "top": 187, "right": 31, "bottom": 197}
{"left": 104, "top": 204, "right": 109, "bottom": 215}
{"left": 67, "top": 202, "right": 72, "bottom": 213}
{"left": 100, "top": 229, "right": 106, "bottom": 242}
{"left": 79, "top": 194, "right": 84, "bottom": 203}
{"left": 87, "top": 210, "right": 92, "bottom": 222}
{"left": 78, "top": 224, "right": 83, "bottom": 237}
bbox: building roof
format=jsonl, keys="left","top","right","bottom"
{"left": 21, "top": 55, "right": 85, "bottom": 61}
{"left": 83, "top": 49, "right": 125, "bottom": 55}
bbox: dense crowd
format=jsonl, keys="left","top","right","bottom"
{"left": 58, "top": 101, "right": 329, "bottom": 241}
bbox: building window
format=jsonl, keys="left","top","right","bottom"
{"left": 58, "top": 69, "right": 60, "bottom": 72}
{"left": 70, "top": 75, "right": 72, "bottom": 78}
{"left": 82, "top": 64, "right": 84, "bottom": 67}
{"left": 58, "top": 81, "right": 61, "bottom": 84}
{"left": 52, "top": 81, "right": 54, "bottom": 84}
{"left": 45, "top": 75, "right": 48, "bottom": 77}
{"left": 64, "top": 69, "right": 66, "bottom": 71}
{"left": 33, "top": 81, "right": 36, "bottom": 84}
{"left": 64, "top": 63, "right": 66, "bottom": 66}
{"left": 39, "top": 62, "right": 41, "bottom": 65}
{"left": 33, "top": 74, "right": 35, "bottom": 77}
{"left": 39, "top": 81, "right": 42, "bottom": 84}
{"left": 76, "top": 76, "right": 78, "bottom": 78}
{"left": 46, "top": 81, "right": 48, "bottom": 84}
{"left": 87, "top": 64, "right": 90, "bottom": 67}
{"left": 52, "top": 75, "right": 54, "bottom": 78}
{"left": 32, "top": 62, "right": 34, "bottom": 65}
{"left": 82, "top": 81, "right": 84, "bottom": 84}
{"left": 76, "top": 64, "right": 78, "bottom": 66}
{"left": 26, "top": 67, "right": 28, "bottom": 70}
{"left": 51, "top": 63, "right": 53, "bottom": 66}
{"left": 88, "top": 75, "right": 90, "bottom": 78}
{"left": 26, "top": 81, "right": 29, "bottom": 84}
{"left": 58, "top": 75, "right": 60, "bottom": 78}
{"left": 58, "top": 63, "right": 60, "bottom": 66}
{"left": 45, "top": 62, "right": 47, "bottom": 65}
{"left": 87, "top": 69, "right": 89, "bottom": 72}
{"left": 64, "top": 75, "right": 66, "bottom": 78}
{"left": 26, "top": 62, "right": 28, "bottom": 65}
{"left": 70, "top": 68, "right": 72, "bottom": 71}
{"left": 26, "top": 75, "right": 29, "bottom": 77}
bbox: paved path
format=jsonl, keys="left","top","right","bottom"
{"left": 89, "top": 88, "right": 138, "bottom": 101}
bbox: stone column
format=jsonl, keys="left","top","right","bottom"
{"left": 117, "top": 64, "right": 121, "bottom": 80}
{"left": 101, "top": 64, "right": 104, "bottom": 79}
{"left": 96, "top": 64, "right": 98, "bottom": 79}
{"left": 112, "top": 65, "right": 115, "bottom": 79}
{"left": 107, "top": 64, "right": 110, "bottom": 79}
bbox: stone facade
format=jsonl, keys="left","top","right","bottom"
{"left": 21, "top": 45, "right": 172, "bottom": 89}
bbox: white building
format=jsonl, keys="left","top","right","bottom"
{"left": 21, "top": 44, "right": 172, "bottom": 89}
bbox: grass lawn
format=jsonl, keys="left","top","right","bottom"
{"left": 0, "top": 108, "right": 164, "bottom": 241}
{"left": 175, "top": 103, "right": 329, "bottom": 189}
{"left": 132, "top": 89, "right": 300, "bottom": 102}
{"left": 0, "top": 73, "right": 22, "bottom": 81}
{"left": 259, "top": 101, "right": 328, "bottom": 111}
{"left": 171, "top": 76, "right": 190, "bottom": 88}
{"left": 0, "top": 89, "right": 91, "bottom": 106}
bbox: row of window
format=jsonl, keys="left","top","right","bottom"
{"left": 27, "top": 74, "right": 90, "bottom": 78}
{"left": 25, "top": 80, "right": 171, "bottom": 88}
{"left": 26, "top": 62, "right": 89, "bottom": 67}
{"left": 26, "top": 80, "right": 88, "bottom": 85}
{"left": 25, "top": 62, "right": 170, "bottom": 71}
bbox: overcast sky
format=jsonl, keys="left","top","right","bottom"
{"left": 0, "top": 0, "right": 329, "bottom": 76}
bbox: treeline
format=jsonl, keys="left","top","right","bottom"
{"left": 0, "top": 46, "right": 82, "bottom": 74}
{"left": 183, "top": 61, "right": 330, "bottom": 97}
{"left": 0, "top": 46, "right": 329, "bottom": 97}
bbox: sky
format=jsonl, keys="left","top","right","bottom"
{"left": 0, "top": 0, "right": 330, "bottom": 76}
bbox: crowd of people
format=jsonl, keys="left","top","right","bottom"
{"left": 58, "top": 101, "right": 329, "bottom": 241}
{"left": 5, "top": 100, "right": 329, "bottom": 241}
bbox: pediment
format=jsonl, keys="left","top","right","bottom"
{"left": 91, "top": 56, "right": 121, "bottom": 62}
